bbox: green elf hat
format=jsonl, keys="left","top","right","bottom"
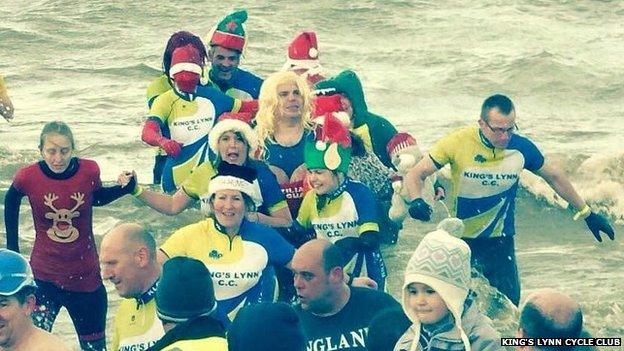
{"left": 304, "top": 111, "right": 352, "bottom": 173}
{"left": 209, "top": 10, "right": 248, "bottom": 52}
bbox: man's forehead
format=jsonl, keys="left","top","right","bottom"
{"left": 212, "top": 46, "right": 240, "bottom": 57}
{"left": 487, "top": 108, "right": 516, "bottom": 124}
{"left": 292, "top": 251, "right": 322, "bottom": 270}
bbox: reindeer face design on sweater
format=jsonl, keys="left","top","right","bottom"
{"left": 43, "top": 192, "right": 84, "bottom": 243}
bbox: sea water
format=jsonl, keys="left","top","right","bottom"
{"left": 1, "top": 1, "right": 622, "bottom": 349}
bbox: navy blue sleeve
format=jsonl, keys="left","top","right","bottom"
{"left": 512, "top": 135, "right": 545, "bottom": 172}
{"left": 4, "top": 184, "right": 24, "bottom": 252}
{"left": 251, "top": 222, "right": 295, "bottom": 266}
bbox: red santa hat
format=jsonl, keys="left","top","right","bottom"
{"left": 169, "top": 44, "right": 203, "bottom": 78}
{"left": 208, "top": 112, "right": 259, "bottom": 157}
{"left": 281, "top": 31, "right": 324, "bottom": 72}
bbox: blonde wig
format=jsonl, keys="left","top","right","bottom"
{"left": 255, "top": 71, "right": 313, "bottom": 148}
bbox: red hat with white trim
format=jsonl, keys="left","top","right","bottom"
{"left": 169, "top": 44, "right": 203, "bottom": 78}
{"left": 209, "top": 10, "right": 247, "bottom": 52}
{"left": 281, "top": 31, "right": 325, "bottom": 76}
{"left": 208, "top": 112, "right": 259, "bottom": 158}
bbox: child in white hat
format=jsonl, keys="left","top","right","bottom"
{"left": 395, "top": 220, "right": 503, "bottom": 351}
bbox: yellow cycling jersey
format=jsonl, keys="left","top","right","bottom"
{"left": 429, "top": 126, "right": 544, "bottom": 239}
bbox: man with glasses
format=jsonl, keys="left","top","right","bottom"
{"left": 404, "top": 94, "right": 614, "bottom": 306}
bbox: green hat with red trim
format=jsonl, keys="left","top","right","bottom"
{"left": 209, "top": 10, "right": 248, "bottom": 52}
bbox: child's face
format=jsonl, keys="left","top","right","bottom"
{"left": 406, "top": 282, "right": 450, "bottom": 325}
{"left": 307, "top": 169, "right": 339, "bottom": 195}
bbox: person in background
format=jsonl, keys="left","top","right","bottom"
{"left": 149, "top": 256, "right": 227, "bottom": 351}
{"left": 314, "top": 69, "right": 399, "bottom": 170}
{"left": 3, "top": 121, "right": 135, "bottom": 351}
{"left": 0, "top": 249, "right": 70, "bottom": 351}
{"left": 205, "top": 10, "right": 263, "bottom": 100}
{"left": 516, "top": 288, "right": 584, "bottom": 351}
{"left": 255, "top": 71, "right": 314, "bottom": 224}
{"left": 0, "top": 74, "right": 15, "bottom": 121}
{"left": 281, "top": 31, "right": 326, "bottom": 86}
{"left": 145, "top": 31, "right": 208, "bottom": 185}
{"left": 291, "top": 239, "right": 399, "bottom": 351}
{"left": 99, "top": 223, "right": 164, "bottom": 351}
{"left": 405, "top": 93, "right": 615, "bottom": 305}
{"left": 141, "top": 38, "right": 256, "bottom": 192}
{"left": 132, "top": 112, "right": 291, "bottom": 228}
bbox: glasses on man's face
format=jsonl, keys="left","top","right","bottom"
{"left": 482, "top": 119, "right": 518, "bottom": 135}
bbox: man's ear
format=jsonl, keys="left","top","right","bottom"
{"left": 328, "top": 266, "right": 344, "bottom": 284}
{"left": 135, "top": 246, "right": 149, "bottom": 268}
{"left": 24, "top": 294, "right": 37, "bottom": 314}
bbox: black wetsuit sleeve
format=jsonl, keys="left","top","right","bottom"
{"left": 92, "top": 176, "right": 135, "bottom": 207}
{"left": 360, "top": 230, "right": 380, "bottom": 250}
{"left": 4, "top": 184, "right": 24, "bottom": 252}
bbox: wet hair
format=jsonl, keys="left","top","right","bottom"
{"left": 320, "top": 242, "right": 346, "bottom": 273}
{"left": 480, "top": 94, "right": 515, "bottom": 121}
{"left": 38, "top": 121, "right": 75, "bottom": 150}
{"left": 255, "top": 71, "right": 313, "bottom": 147}
{"left": 520, "top": 301, "right": 583, "bottom": 349}
{"left": 162, "top": 31, "right": 207, "bottom": 77}
{"left": 13, "top": 286, "right": 36, "bottom": 305}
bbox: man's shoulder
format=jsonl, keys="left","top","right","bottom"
{"left": 29, "top": 327, "right": 71, "bottom": 351}
{"left": 236, "top": 68, "right": 263, "bottom": 83}
{"left": 350, "top": 286, "right": 398, "bottom": 305}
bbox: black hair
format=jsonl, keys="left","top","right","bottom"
{"left": 321, "top": 242, "right": 346, "bottom": 273}
{"left": 480, "top": 94, "right": 515, "bottom": 121}
{"left": 14, "top": 286, "right": 36, "bottom": 305}
{"left": 520, "top": 301, "right": 583, "bottom": 350}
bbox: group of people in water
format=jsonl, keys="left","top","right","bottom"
{"left": 1, "top": 8, "right": 617, "bottom": 351}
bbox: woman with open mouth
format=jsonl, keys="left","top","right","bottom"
{"left": 129, "top": 112, "right": 292, "bottom": 229}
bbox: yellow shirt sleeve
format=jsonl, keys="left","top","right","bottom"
{"left": 146, "top": 75, "right": 172, "bottom": 107}
{"left": 160, "top": 222, "right": 201, "bottom": 258}
{"left": 148, "top": 90, "right": 173, "bottom": 124}
{"left": 428, "top": 127, "right": 471, "bottom": 167}
{"left": 0, "top": 75, "right": 6, "bottom": 94}
{"left": 296, "top": 192, "right": 316, "bottom": 229}
{"left": 181, "top": 162, "right": 216, "bottom": 199}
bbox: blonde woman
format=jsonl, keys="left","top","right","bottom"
{"left": 255, "top": 71, "right": 313, "bottom": 219}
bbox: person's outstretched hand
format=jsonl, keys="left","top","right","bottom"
{"left": 585, "top": 212, "right": 615, "bottom": 242}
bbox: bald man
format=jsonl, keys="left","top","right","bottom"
{"left": 291, "top": 239, "right": 399, "bottom": 351}
{"left": 517, "top": 288, "right": 583, "bottom": 350}
{"left": 100, "top": 223, "right": 164, "bottom": 351}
